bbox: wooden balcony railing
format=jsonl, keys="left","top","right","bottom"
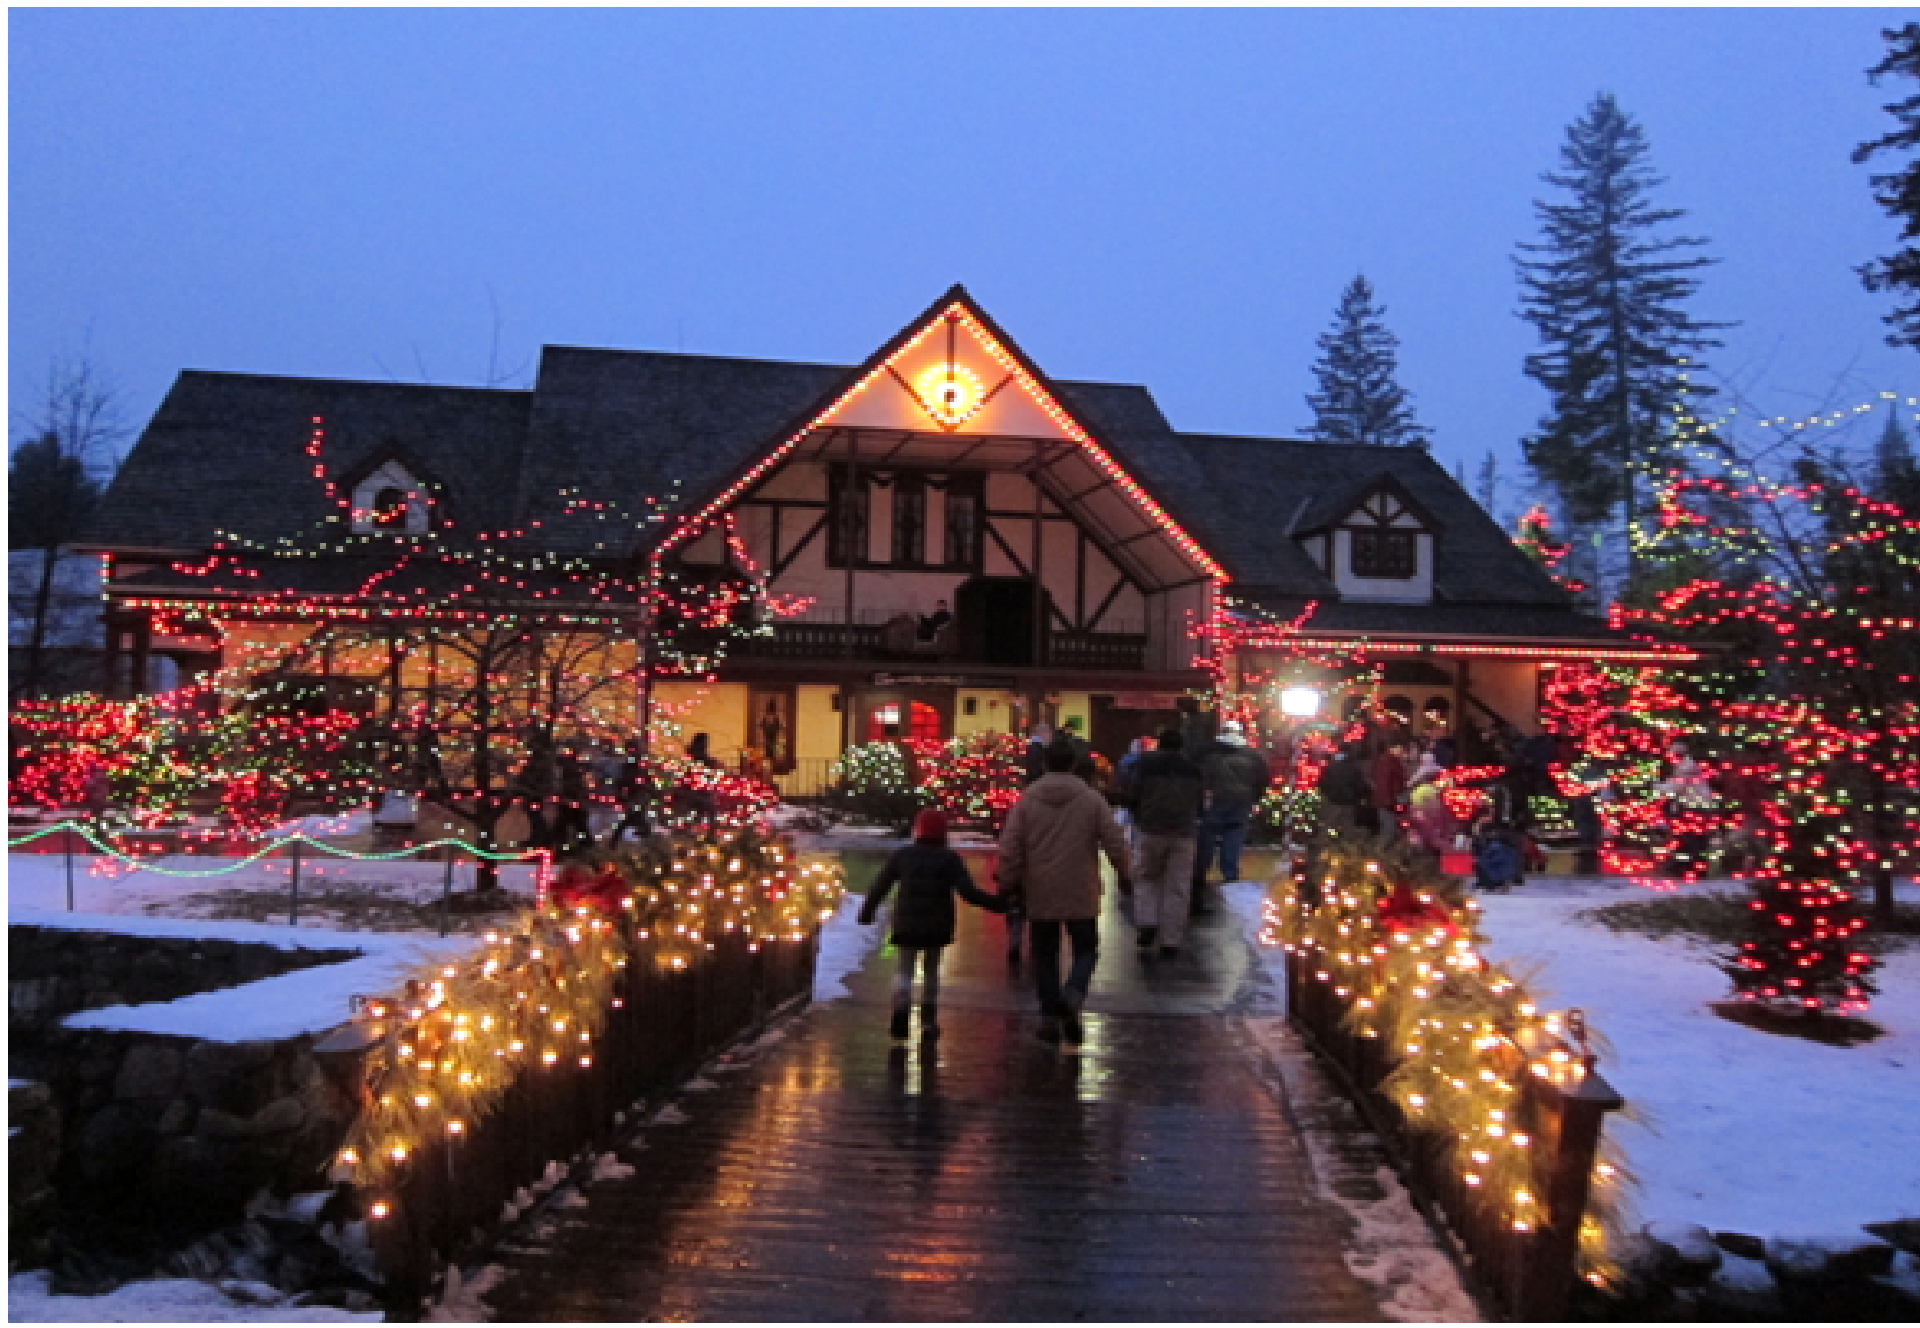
{"left": 732, "top": 623, "right": 1147, "bottom": 670}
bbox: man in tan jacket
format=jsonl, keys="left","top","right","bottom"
{"left": 997, "top": 735, "right": 1131, "bottom": 1049}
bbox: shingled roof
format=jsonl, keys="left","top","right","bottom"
{"left": 83, "top": 371, "right": 531, "bottom": 553}
{"left": 86, "top": 335, "right": 1584, "bottom": 628}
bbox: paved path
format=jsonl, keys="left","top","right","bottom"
{"left": 480, "top": 856, "right": 1394, "bottom": 1321}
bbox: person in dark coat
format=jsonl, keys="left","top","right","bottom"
{"left": 550, "top": 749, "right": 594, "bottom": 855}
{"left": 1123, "top": 728, "right": 1206, "bottom": 956}
{"left": 859, "top": 807, "right": 1006, "bottom": 1041}
{"left": 608, "top": 739, "right": 655, "bottom": 848}
{"left": 1192, "top": 720, "right": 1271, "bottom": 904}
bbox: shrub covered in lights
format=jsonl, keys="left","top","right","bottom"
{"left": 1266, "top": 841, "right": 1630, "bottom": 1286}
{"left": 920, "top": 730, "right": 1029, "bottom": 829}
{"left": 333, "top": 826, "right": 841, "bottom": 1195}
{"left": 9, "top": 688, "right": 379, "bottom": 833}
{"left": 829, "top": 739, "right": 928, "bottom": 830}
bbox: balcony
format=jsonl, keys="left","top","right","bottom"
{"left": 733, "top": 622, "right": 1147, "bottom": 671}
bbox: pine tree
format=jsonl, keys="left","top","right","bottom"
{"left": 1303, "top": 276, "right": 1431, "bottom": 447}
{"left": 1475, "top": 450, "right": 1500, "bottom": 517}
{"left": 1872, "top": 408, "right": 1920, "bottom": 506}
{"left": 1516, "top": 93, "right": 1726, "bottom": 598}
{"left": 1853, "top": 23, "right": 1920, "bottom": 351}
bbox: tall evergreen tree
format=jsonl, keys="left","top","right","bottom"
{"left": 1475, "top": 449, "right": 1500, "bottom": 517}
{"left": 1873, "top": 407, "right": 1920, "bottom": 507}
{"left": 1853, "top": 23, "right": 1920, "bottom": 351}
{"left": 1303, "top": 275, "right": 1431, "bottom": 447}
{"left": 1516, "top": 93, "right": 1726, "bottom": 599}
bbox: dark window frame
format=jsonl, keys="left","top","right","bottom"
{"left": 1350, "top": 526, "right": 1417, "bottom": 579}
{"left": 893, "top": 474, "right": 927, "bottom": 567}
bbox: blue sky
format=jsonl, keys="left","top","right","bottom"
{"left": 10, "top": 9, "right": 1916, "bottom": 519}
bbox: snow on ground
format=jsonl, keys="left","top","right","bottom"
{"left": 1475, "top": 875, "right": 1920, "bottom": 1243}
{"left": 6, "top": 1271, "right": 380, "bottom": 1322}
{"left": 1230, "top": 872, "right": 1920, "bottom": 1245}
{"left": 1224, "top": 882, "right": 1479, "bottom": 1321}
{"left": 811, "top": 889, "right": 880, "bottom": 1002}
{"left": 6, "top": 851, "right": 541, "bottom": 922}
{"left": 59, "top": 924, "right": 475, "bottom": 1042}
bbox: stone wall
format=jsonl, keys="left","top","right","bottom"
{"left": 9, "top": 926, "right": 355, "bottom": 1037}
{"left": 8, "top": 926, "right": 365, "bottom": 1264}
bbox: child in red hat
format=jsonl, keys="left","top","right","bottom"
{"left": 859, "top": 807, "right": 1006, "bottom": 1040}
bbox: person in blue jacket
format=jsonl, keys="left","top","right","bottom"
{"left": 859, "top": 807, "right": 1007, "bottom": 1041}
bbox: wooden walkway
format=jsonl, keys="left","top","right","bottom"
{"left": 480, "top": 853, "right": 1390, "bottom": 1321}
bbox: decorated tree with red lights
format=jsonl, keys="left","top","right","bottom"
{"left": 95, "top": 429, "right": 787, "bottom": 881}
{"left": 1725, "top": 791, "right": 1877, "bottom": 1015}
{"left": 1514, "top": 503, "right": 1590, "bottom": 599}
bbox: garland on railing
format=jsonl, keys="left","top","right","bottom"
{"left": 331, "top": 827, "right": 842, "bottom": 1200}
{"left": 1264, "top": 841, "right": 1631, "bottom": 1287}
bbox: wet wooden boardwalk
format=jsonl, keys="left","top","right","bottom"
{"left": 481, "top": 852, "right": 1388, "bottom": 1321}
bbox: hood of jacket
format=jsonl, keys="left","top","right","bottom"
{"left": 1029, "top": 772, "right": 1087, "bottom": 806}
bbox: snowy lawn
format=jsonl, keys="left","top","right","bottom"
{"left": 1471, "top": 875, "right": 1920, "bottom": 1243}
{"left": 6, "top": 1270, "right": 379, "bottom": 1322}
{"left": 6, "top": 846, "right": 545, "bottom": 934}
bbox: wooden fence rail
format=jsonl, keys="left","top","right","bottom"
{"left": 332, "top": 931, "right": 816, "bottom": 1315}
{"left": 1284, "top": 945, "right": 1622, "bottom": 1321}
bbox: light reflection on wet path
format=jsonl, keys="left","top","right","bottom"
{"left": 484, "top": 847, "right": 1385, "bottom": 1321}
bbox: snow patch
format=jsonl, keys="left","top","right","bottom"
{"left": 5, "top": 1270, "right": 380, "bottom": 1322}
{"left": 811, "top": 891, "right": 880, "bottom": 1001}
{"left": 53, "top": 922, "right": 474, "bottom": 1043}
{"left": 1247, "top": 1016, "right": 1480, "bottom": 1322}
{"left": 680, "top": 1076, "right": 717, "bottom": 1092}
{"left": 1476, "top": 877, "right": 1920, "bottom": 1238}
{"left": 650, "top": 1103, "right": 689, "bottom": 1126}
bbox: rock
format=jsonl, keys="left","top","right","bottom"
{"left": 251, "top": 1096, "right": 308, "bottom": 1136}
{"left": 217, "top": 1278, "right": 285, "bottom": 1307}
{"left": 199, "top": 1095, "right": 306, "bottom": 1141}
{"left": 185, "top": 1039, "right": 280, "bottom": 1114}
{"left": 114, "top": 1043, "right": 184, "bottom": 1100}
{"left": 1714, "top": 1230, "right": 1767, "bottom": 1261}
{"left": 1865, "top": 1219, "right": 1920, "bottom": 1256}
{"left": 1645, "top": 1221, "right": 1723, "bottom": 1286}
{"left": 153, "top": 1136, "right": 281, "bottom": 1227}
{"left": 76, "top": 1102, "right": 156, "bottom": 1182}
{"left": 1766, "top": 1236, "right": 1896, "bottom": 1283}
{"left": 156, "top": 1098, "right": 196, "bottom": 1137}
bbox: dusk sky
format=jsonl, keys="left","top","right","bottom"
{"left": 11, "top": 8, "right": 1917, "bottom": 520}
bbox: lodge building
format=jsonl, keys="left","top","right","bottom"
{"left": 80, "top": 286, "right": 1665, "bottom": 792}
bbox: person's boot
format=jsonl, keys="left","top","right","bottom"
{"left": 1060, "top": 988, "right": 1085, "bottom": 1050}
{"left": 920, "top": 1004, "right": 940, "bottom": 1040}
{"left": 889, "top": 1007, "right": 911, "bottom": 1041}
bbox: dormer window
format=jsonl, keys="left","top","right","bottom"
{"left": 1308, "top": 473, "right": 1440, "bottom": 604}
{"left": 1352, "top": 527, "right": 1415, "bottom": 579}
{"left": 372, "top": 487, "right": 410, "bottom": 528}
{"left": 350, "top": 459, "right": 431, "bottom": 534}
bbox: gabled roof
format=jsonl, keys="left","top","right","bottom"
{"left": 86, "top": 289, "right": 1575, "bottom": 621}
{"left": 81, "top": 371, "right": 531, "bottom": 553}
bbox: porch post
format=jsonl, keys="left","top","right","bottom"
{"left": 844, "top": 432, "right": 858, "bottom": 660}
{"left": 1029, "top": 447, "right": 1044, "bottom": 668}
